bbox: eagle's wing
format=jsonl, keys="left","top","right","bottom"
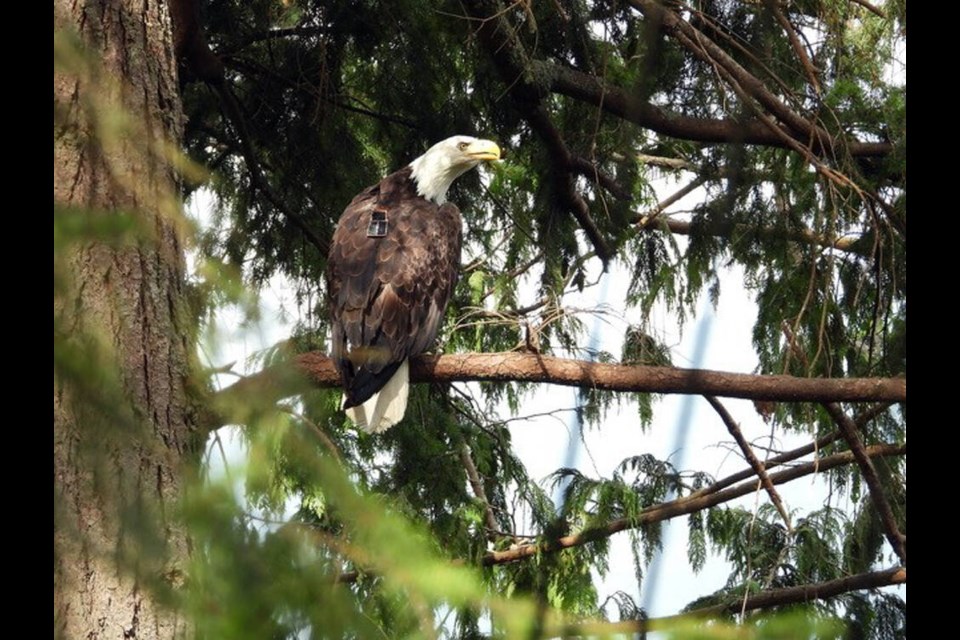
{"left": 327, "top": 183, "right": 462, "bottom": 409}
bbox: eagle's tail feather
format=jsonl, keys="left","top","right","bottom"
{"left": 345, "top": 359, "right": 409, "bottom": 433}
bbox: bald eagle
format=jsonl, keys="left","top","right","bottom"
{"left": 327, "top": 136, "right": 501, "bottom": 432}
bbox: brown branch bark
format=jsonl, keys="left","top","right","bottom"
{"left": 642, "top": 216, "right": 870, "bottom": 257}
{"left": 558, "top": 566, "right": 905, "bottom": 636}
{"left": 627, "top": 0, "right": 833, "bottom": 153}
{"left": 535, "top": 60, "right": 891, "bottom": 158}
{"left": 704, "top": 395, "right": 791, "bottom": 531}
{"left": 482, "top": 443, "right": 904, "bottom": 566}
{"left": 849, "top": 0, "right": 888, "bottom": 19}
{"left": 459, "top": 443, "right": 500, "bottom": 537}
{"left": 764, "top": 0, "right": 820, "bottom": 94}
{"left": 204, "top": 351, "right": 906, "bottom": 432}
{"left": 822, "top": 402, "right": 906, "bottom": 564}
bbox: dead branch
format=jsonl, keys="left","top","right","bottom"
{"left": 459, "top": 442, "right": 500, "bottom": 538}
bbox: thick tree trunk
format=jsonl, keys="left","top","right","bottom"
{"left": 54, "top": 1, "right": 194, "bottom": 638}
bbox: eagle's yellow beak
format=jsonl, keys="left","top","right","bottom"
{"left": 466, "top": 139, "right": 501, "bottom": 162}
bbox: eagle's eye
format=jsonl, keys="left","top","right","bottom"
{"left": 457, "top": 141, "right": 469, "bottom": 151}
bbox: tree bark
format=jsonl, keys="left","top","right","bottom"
{"left": 54, "top": 1, "right": 194, "bottom": 638}
{"left": 206, "top": 351, "right": 906, "bottom": 432}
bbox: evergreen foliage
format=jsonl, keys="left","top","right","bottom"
{"left": 55, "top": 0, "right": 906, "bottom": 637}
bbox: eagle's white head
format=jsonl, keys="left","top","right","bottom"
{"left": 409, "top": 135, "right": 501, "bottom": 204}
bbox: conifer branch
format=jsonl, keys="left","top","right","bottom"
{"left": 459, "top": 442, "right": 500, "bottom": 538}
{"left": 533, "top": 60, "right": 891, "bottom": 157}
{"left": 553, "top": 566, "right": 905, "bottom": 636}
{"left": 764, "top": 0, "right": 821, "bottom": 95}
{"left": 849, "top": 0, "right": 887, "bottom": 19}
{"left": 704, "top": 395, "right": 791, "bottom": 532}
{"left": 627, "top": 0, "right": 833, "bottom": 154}
{"left": 822, "top": 402, "right": 907, "bottom": 565}
{"left": 639, "top": 215, "right": 870, "bottom": 257}
{"left": 481, "top": 443, "right": 904, "bottom": 566}
{"left": 687, "top": 429, "right": 843, "bottom": 498}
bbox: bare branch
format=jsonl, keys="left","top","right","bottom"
{"left": 822, "top": 402, "right": 906, "bottom": 564}
{"left": 634, "top": 153, "right": 695, "bottom": 171}
{"left": 849, "top": 0, "right": 888, "bottom": 19}
{"left": 635, "top": 176, "right": 708, "bottom": 228}
{"left": 688, "top": 430, "right": 843, "bottom": 498}
{"left": 459, "top": 442, "right": 500, "bottom": 538}
{"left": 764, "top": 0, "right": 821, "bottom": 94}
{"left": 704, "top": 395, "right": 791, "bottom": 532}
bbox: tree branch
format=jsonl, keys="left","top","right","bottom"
{"left": 482, "top": 443, "right": 904, "bottom": 565}
{"left": 688, "top": 429, "right": 843, "bottom": 498}
{"left": 557, "top": 566, "right": 905, "bottom": 636}
{"left": 459, "top": 442, "right": 500, "bottom": 538}
{"left": 166, "top": 3, "right": 330, "bottom": 256}
{"left": 204, "top": 351, "right": 906, "bottom": 432}
{"left": 822, "top": 402, "right": 906, "bottom": 565}
{"left": 764, "top": 0, "right": 820, "bottom": 95}
{"left": 568, "top": 155, "right": 632, "bottom": 201}
{"left": 704, "top": 395, "right": 791, "bottom": 532}
{"left": 534, "top": 60, "right": 891, "bottom": 158}
{"left": 627, "top": 0, "right": 833, "bottom": 153}
{"left": 642, "top": 216, "right": 871, "bottom": 257}
{"left": 525, "top": 106, "right": 615, "bottom": 262}
{"left": 461, "top": 0, "right": 614, "bottom": 262}
{"left": 216, "top": 25, "right": 330, "bottom": 57}
{"left": 214, "top": 82, "right": 329, "bottom": 256}
{"left": 848, "top": 0, "right": 888, "bottom": 19}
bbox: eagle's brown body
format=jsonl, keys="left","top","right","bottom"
{"left": 326, "top": 136, "right": 500, "bottom": 432}
{"left": 327, "top": 166, "right": 462, "bottom": 414}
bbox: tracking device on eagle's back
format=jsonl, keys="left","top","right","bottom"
{"left": 367, "top": 209, "right": 388, "bottom": 238}
{"left": 326, "top": 136, "right": 501, "bottom": 432}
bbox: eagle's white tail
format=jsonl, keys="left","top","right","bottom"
{"left": 345, "top": 359, "right": 409, "bottom": 433}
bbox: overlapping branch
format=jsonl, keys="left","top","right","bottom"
{"left": 558, "top": 566, "right": 905, "bottom": 636}
{"left": 461, "top": 0, "right": 617, "bottom": 262}
{"left": 481, "top": 442, "right": 903, "bottom": 566}
{"left": 823, "top": 402, "right": 907, "bottom": 564}
{"left": 704, "top": 395, "right": 791, "bottom": 531}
